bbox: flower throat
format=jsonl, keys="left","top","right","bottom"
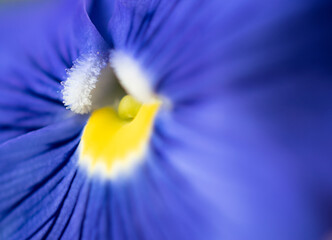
{"left": 63, "top": 51, "right": 160, "bottom": 179}
{"left": 80, "top": 95, "right": 160, "bottom": 179}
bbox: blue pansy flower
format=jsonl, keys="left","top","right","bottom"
{"left": 0, "top": 0, "right": 332, "bottom": 239}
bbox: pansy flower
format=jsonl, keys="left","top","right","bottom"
{"left": 0, "top": 0, "right": 332, "bottom": 239}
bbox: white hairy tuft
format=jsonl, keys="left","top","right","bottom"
{"left": 62, "top": 54, "right": 106, "bottom": 114}
{"left": 111, "top": 51, "right": 154, "bottom": 103}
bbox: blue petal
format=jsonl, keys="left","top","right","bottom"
{"left": 92, "top": 0, "right": 332, "bottom": 104}
{"left": 0, "top": 0, "right": 109, "bottom": 143}
{"left": 0, "top": 115, "right": 87, "bottom": 239}
{"left": 97, "top": 0, "right": 332, "bottom": 239}
{"left": 101, "top": 0, "right": 332, "bottom": 99}
{"left": 152, "top": 102, "right": 332, "bottom": 239}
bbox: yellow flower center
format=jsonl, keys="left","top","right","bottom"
{"left": 79, "top": 95, "right": 160, "bottom": 179}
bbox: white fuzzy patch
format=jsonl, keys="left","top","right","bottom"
{"left": 62, "top": 54, "right": 106, "bottom": 114}
{"left": 111, "top": 51, "right": 154, "bottom": 103}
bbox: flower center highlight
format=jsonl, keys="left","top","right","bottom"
{"left": 79, "top": 95, "right": 160, "bottom": 179}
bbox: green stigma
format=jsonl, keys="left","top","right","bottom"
{"left": 118, "top": 95, "right": 142, "bottom": 120}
